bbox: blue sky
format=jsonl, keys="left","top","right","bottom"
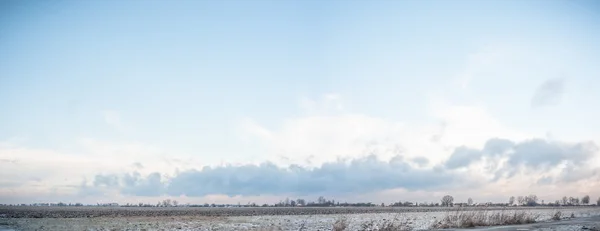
{"left": 1, "top": 0, "right": 600, "bottom": 204}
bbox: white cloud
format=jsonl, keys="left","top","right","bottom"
{"left": 101, "top": 110, "right": 123, "bottom": 131}
{"left": 456, "top": 45, "right": 516, "bottom": 89}
{"left": 427, "top": 100, "right": 530, "bottom": 148}
{"left": 243, "top": 94, "right": 530, "bottom": 167}
{"left": 234, "top": 93, "right": 600, "bottom": 200}
{"left": 298, "top": 93, "right": 344, "bottom": 115}
{"left": 0, "top": 138, "right": 189, "bottom": 202}
{"left": 0, "top": 135, "right": 29, "bottom": 149}
{"left": 2, "top": 43, "right": 597, "bottom": 204}
{"left": 453, "top": 43, "right": 561, "bottom": 91}
{"left": 239, "top": 118, "right": 273, "bottom": 143}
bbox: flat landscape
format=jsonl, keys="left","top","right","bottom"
{"left": 1, "top": 206, "right": 600, "bottom": 230}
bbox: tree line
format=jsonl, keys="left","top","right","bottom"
{"left": 5, "top": 195, "right": 600, "bottom": 208}
{"left": 437, "top": 194, "right": 600, "bottom": 207}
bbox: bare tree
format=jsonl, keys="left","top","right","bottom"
{"left": 318, "top": 196, "right": 326, "bottom": 204}
{"left": 467, "top": 198, "right": 473, "bottom": 206}
{"left": 162, "top": 199, "right": 172, "bottom": 207}
{"left": 572, "top": 197, "right": 581, "bottom": 205}
{"left": 296, "top": 199, "right": 306, "bottom": 206}
{"left": 562, "top": 196, "right": 568, "bottom": 205}
{"left": 441, "top": 195, "right": 454, "bottom": 207}
{"left": 582, "top": 195, "right": 590, "bottom": 205}
{"left": 517, "top": 196, "right": 524, "bottom": 206}
{"left": 597, "top": 197, "right": 600, "bottom": 206}
{"left": 172, "top": 200, "right": 178, "bottom": 207}
{"left": 526, "top": 195, "right": 538, "bottom": 206}
{"left": 569, "top": 197, "right": 576, "bottom": 205}
{"left": 509, "top": 196, "right": 515, "bottom": 206}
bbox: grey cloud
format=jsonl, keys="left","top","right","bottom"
{"left": 531, "top": 78, "right": 565, "bottom": 108}
{"left": 556, "top": 164, "right": 600, "bottom": 183}
{"left": 132, "top": 162, "right": 144, "bottom": 169}
{"left": 168, "top": 155, "right": 457, "bottom": 197}
{"left": 80, "top": 138, "right": 598, "bottom": 197}
{"left": 507, "top": 139, "right": 594, "bottom": 169}
{"left": 447, "top": 138, "right": 596, "bottom": 170}
{"left": 444, "top": 138, "right": 516, "bottom": 169}
{"left": 78, "top": 179, "right": 105, "bottom": 196}
{"left": 121, "top": 172, "right": 164, "bottom": 197}
{"left": 84, "top": 155, "right": 460, "bottom": 197}
{"left": 430, "top": 122, "right": 447, "bottom": 143}
{"left": 411, "top": 157, "right": 429, "bottom": 167}
{"left": 445, "top": 147, "right": 482, "bottom": 169}
{"left": 93, "top": 174, "right": 119, "bottom": 187}
{"left": 444, "top": 137, "right": 598, "bottom": 182}
{"left": 81, "top": 172, "right": 165, "bottom": 197}
{"left": 483, "top": 138, "right": 514, "bottom": 156}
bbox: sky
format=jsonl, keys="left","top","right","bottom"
{"left": 1, "top": 0, "right": 600, "bottom": 205}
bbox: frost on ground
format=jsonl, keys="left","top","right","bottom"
{"left": 1, "top": 207, "right": 599, "bottom": 231}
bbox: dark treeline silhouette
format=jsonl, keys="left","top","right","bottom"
{"left": 273, "top": 196, "right": 375, "bottom": 207}
{"left": 3, "top": 195, "right": 600, "bottom": 208}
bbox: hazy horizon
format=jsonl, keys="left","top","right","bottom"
{"left": 1, "top": 0, "right": 600, "bottom": 205}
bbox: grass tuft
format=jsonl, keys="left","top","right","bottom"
{"left": 333, "top": 215, "right": 413, "bottom": 231}
{"left": 373, "top": 219, "right": 413, "bottom": 231}
{"left": 333, "top": 217, "right": 348, "bottom": 231}
{"left": 552, "top": 211, "right": 562, "bottom": 221}
{"left": 431, "top": 209, "right": 539, "bottom": 229}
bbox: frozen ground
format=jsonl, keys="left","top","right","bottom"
{"left": 1, "top": 207, "right": 599, "bottom": 230}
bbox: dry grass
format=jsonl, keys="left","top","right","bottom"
{"left": 298, "top": 215, "right": 310, "bottom": 231}
{"left": 332, "top": 214, "right": 413, "bottom": 231}
{"left": 360, "top": 219, "right": 413, "bottom": 231}
{"left": 333, "top": 217, "right": 349, "bottom": 231}
{"left": 377, "top": 219, "right": 412, "bottom": 231}
{"left": 431, "top": 209, "right": 539, "bottom": 229}
{"left": 256, "top": 227, "right": 283, "bottom": 231}
{"left": 552, "top": 210, "right": 562, "bottom": 221}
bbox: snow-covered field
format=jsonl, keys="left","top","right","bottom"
{"left": 1, "top": 207, "right": 600, "bottom": 230}
{"left": 233, "top": 208, "right": 600, "bottom": 230}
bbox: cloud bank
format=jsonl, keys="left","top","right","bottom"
{"left": 80, "top": 138, "right": 599, "bottom": 198}
{"left": 445, "top": 138, "right": 596, "bottom": 170}
{"left": 83, "top": 155, "right": 462, "bottom": 197}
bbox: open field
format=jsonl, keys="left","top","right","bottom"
{"left": 1, "top": 206, "right": 600, "bottom": 230}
